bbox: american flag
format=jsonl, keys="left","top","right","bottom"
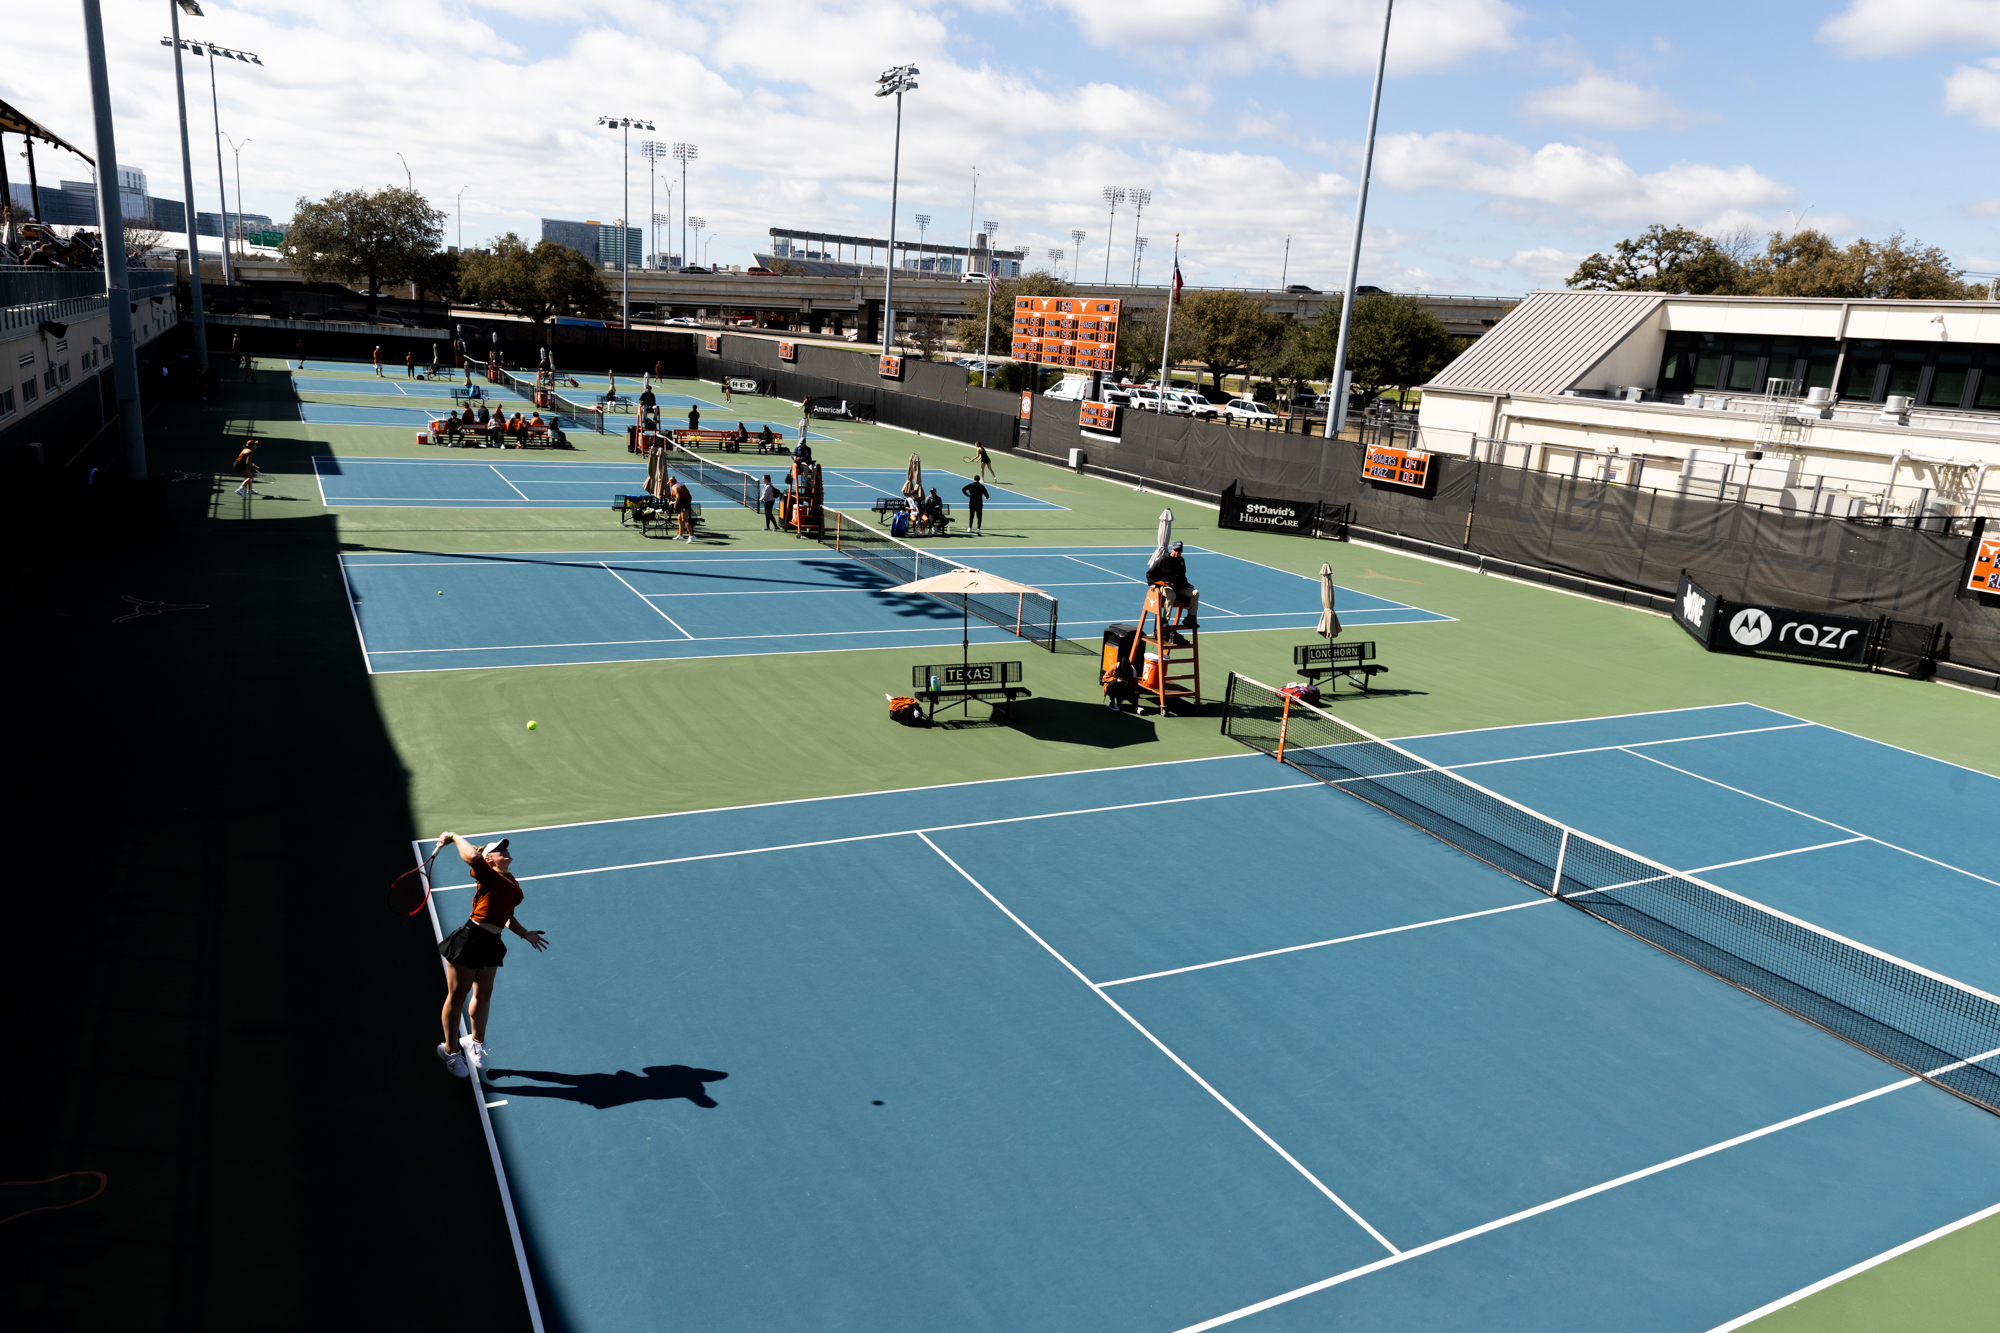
{"left": 988, "top": 267, "right": 999, "bottom": 298}
{"left": 1171, "top": 257, "right": 1184, "bottom": 305}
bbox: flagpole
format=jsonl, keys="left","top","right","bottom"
{"left": 1321, "top": 0, "right": 1393, "bottom": 461}
{"left": 1157, "top": 234, "right": 1180, "bottom": 392}
{"left": 980, "top": 266, "right": 996, "bottom": 388}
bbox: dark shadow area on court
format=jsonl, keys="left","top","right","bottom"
{"left": 0, "top": 375, "right": 531, "bottom": 1331}
{"left": 492, "top": 1066, "right": 730, "bottom": 1109}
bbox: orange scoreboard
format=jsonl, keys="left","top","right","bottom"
{"left": 704, "top": 335, "right": 719, "bottom": 353}
{"left": 1362, "top": 444, "right": 1433, "bottom": 490}
{"left": 1079, "top": 400, "right": 1119, "bottom": 433}
{"left": 1011, "top": 296, "right": 1120, "bottom": 372}
{"left": 779, "top": 340, "right": 797, "bottom": 362}
{"left": 1970, "top": 534, "right": 2000, "bottom": 594}
{"left": 879, "top": 354, "right": 904, "bottom": 379}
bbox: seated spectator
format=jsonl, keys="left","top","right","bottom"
{"left": 529, "top": 411, "right": 546, "bottom": 431}
{"left": 475, "top": 405, "right": 490, "bottom": 427}
{"left": 758, "top": 423, "right": 776, "bottom": 452}
{"left": 732, "top": 422, "right": 749, "bottom": 451}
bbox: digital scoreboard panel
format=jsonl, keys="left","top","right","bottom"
{"left": 779, "top": 340, "right": 797, "bottom": 362}
{"left": 703, "top": 335, "right": 720, "bottom": 353}
{"left": 1362, "top": 444, "right": 1433, "bottom": 490}
{"left": 1079, "top": 401, "right": 1119, "bottom": 433}
{"left": 878, "top": 354, "right": 904, "bottom": 379}
{"left": 1011, "top": 296, "right": 1120, "bottom": 372}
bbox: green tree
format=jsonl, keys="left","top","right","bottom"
{"left": 1117, "top": 304, "right": 1200, "bottom": 382}
{"left": 952, "top": 269, "right": 1071, "bottom": 363}
{"left": 457, "top": 234, "right": 611, "bottom": 323}
{"left": 1174, "top": 288, "right": 1285, "bottom": 396}
{"left": 283, "top": 186, "right": 447, "bottom": 313}
{"left": 1567, "top": 224, "right": 1745, "bottom": 294}
{"left": 1302, "top": 294, "right": 1458, "bottom": 401}
{"left": 1743, "top": 228, "right": 1968, "bottom": 299}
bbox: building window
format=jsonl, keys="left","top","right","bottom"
{"left": 42, "top": 367, "right": 57, "bottom": 392}
{"left": 17, "top": 352, "right": 34, "bottom": 369}
{"left": 0, "top": 386, "right": 13, "bottom": 418}
{"left": 1840, "top": 342, "right": 1883, "bottom": 402}
{"left": 1977, "top": 368, "right": 2000, "bottom": 411}
{"left": 1884, "top": 347, "right": 1927, "bottom": 400}
{"left": 1930, "top": 351, "right": 1972, "bottom": 408}
{"left": 54, "top": 338, "right": 68, "bottom": 353}
{"left": 21, "top": 378, "right": 37, "bottom": 404}
{"left": 56, "top": 362, "right": 71, "bottom": 385}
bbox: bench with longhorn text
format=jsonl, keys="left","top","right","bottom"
{"left": 1292, "top": 641, "right": 1388, "bottom": 693}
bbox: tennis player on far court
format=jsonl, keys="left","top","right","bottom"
{"left": 434, "top": 833, "right": 548, "bottom": 1079}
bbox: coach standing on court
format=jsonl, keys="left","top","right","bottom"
{"left": 961, "top": 477, "right": 989, "bottom": 534}
{"left": 761, "top": 475, "right": 780, "bottom": 530}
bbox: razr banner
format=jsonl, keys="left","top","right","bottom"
{"left": 1676, "top": 572, "right": 1877, "bottom": 666}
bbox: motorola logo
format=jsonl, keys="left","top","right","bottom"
{"left": 1728, "top": 608, "right": 1772, "bottom": 646}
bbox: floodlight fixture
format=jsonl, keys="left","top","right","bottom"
{"left": 873, "top": 66, "right": 918, "bottom": 352}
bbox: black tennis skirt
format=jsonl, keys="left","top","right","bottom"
{"left": 439, "top": 920, "right": 508, "bottom": 969}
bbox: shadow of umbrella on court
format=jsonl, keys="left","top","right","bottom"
{"left": 888, "top": 567, "right": 1054, "bottom": 717}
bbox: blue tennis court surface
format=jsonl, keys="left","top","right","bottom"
{"left": 428, "top": 707, "right": 2000, "bottom": 1331}
{"left": 293, "top": 374, "right": 726, "bottom": 414}
{"left": 338, "top": 544, "right": 1449, "bottom": 672}
{"left": 311, "top": 457, "right": 1061, "bottom": 511}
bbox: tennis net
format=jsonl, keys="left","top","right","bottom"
{"left": 1219, "top": 672, "right": 2000, "bottom": 1117}
{"left": 494, "top": 367, "right": 603, "bottom": 432}
{"left": 669, "top": 442, "right": 759, "bottom": 510}
{"left": 662, "top": 442, "right": 1057, "bottom": 649}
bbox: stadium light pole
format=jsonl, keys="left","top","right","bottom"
{"left": 914, "top": 213, "right": 930, "bottom": 275}
{"left": 1127, "top": 189, "right": 1149, "bottom": 284}
{"left": 1101, "top": 187, "right": 1124, "bottom": 285}
{"left": 1133, "top": 235, "right": 1148, "bottom": 285}
{"left": 223, "top": 134, "right": 248, "bottom": 257}
{"left": 162, "top": 1, "right": 209, "bottom": 372}
{"left": 1069, "top": 230, "right": 1085, "bottom": 283}
{"left": 874, "top": 64, "right": 918, "bottom": 355}
{"left": 1321, "top": 0, "right": 1392, "bottom": 456}
{"left": 964, "top": 166, "right": 977, "bottom": 275}
{"left": 395, "top": 151, "right": 411, "bottom": 189}
{"left": 672, "top": 143, "right": 697, "bottom": 270}
{"left": 180, "top": 37, "right": 262, "bottom": 296}
{"left": 599, "top": 116, "right": 655, "bottom": 347}
{"left": 979, "top": 221, "right": 998, "bottom": 388}
{"left": 83, "top": 0, "right": 146, "bottom": 481}
{"left": 455, "top": 185, "right": 467, "bottom": 250}
{"left": 639, "top": 140, "right": 667, "bottom": 266}
{"left": 688, "top": 217, "right": 706, "bottom": 270}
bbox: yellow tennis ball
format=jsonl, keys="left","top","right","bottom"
{"left": 527, "top": 721, "right": 538, "bottom": 730}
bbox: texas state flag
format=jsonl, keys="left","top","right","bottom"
{"left": 1171, "top": 258, "right": 1184, "bottom": 305}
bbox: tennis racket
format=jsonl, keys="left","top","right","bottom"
{"left": 389, "top": 842, "right": 448, "bottom": 916}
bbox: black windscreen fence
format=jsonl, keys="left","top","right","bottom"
{"left": 688, "top": 334, "right": 2000, "bottom": 672}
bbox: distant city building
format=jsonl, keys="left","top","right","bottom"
{"left": 646, "top": 253, "right": 683, "bottom": 270}
{"left": 4, "top": 176, "right": 280, "bottom": 244}
{"left": 541, "top": 218, "right": 643, "bottom": 269}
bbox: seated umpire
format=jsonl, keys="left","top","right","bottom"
{"left": 1145, "top": 540, "right": 1200, "bottom": 629}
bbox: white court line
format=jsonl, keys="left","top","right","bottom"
{"left": 1063, "top": 553, "right": 1146, "bottom": 583}
{"left": 1747, "top": 706, "right": 2000, "bottom": 783}
{"left": 368, "top": 621, "right": 1019, "bottom": 657}
{"left": 916, "top": 832, "right": 1403, "bottom": 1256}
{"left": 413, "top": 842, "right": 546, "bottom": 1333}
{"left": 311, "top": 455, "right": 331, "bottom": 508}
{"left": 1704, "top": 1197, "right": 2000, "bottom": 1332}
{"left": 1625, "top": 749, "right": 2000, "bottom": 891}
{"left": 490, "top": 466, "right": 534, "bottom": 502}
{"left": 1397, "top": 702, "right": 1775, "bottom": 743}
{"left": 315, "top": 456, "right": 644, "bottom": 469}
{"left": 1098, "top": 899, "right": 1556, "bottom": 988}
{"left": 598, "top": 562, "right": 693, "bottom": 639}
{"left": 1440, "top": 722, "right": 1815, "bottom": 769}
{"left": 1170, "top": 1064, "right": 1962, "bottom": 1332}
{"left": 427, "top": 781, "right": 1321, "bottom": 890}
{"left": 334, "top": 553, "right": 374, "bottom": 675}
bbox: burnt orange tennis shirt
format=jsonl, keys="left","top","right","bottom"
{"left": 467, "top": 856, "right": 524, "bottom": 928}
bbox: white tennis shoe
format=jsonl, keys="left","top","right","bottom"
{"left": 437, "top": 1042, "right": 469, "bottom": 1078}
{"left": 462, "top": 1037, "right": 490, "bottom": 1077}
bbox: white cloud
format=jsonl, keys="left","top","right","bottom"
{"left": 1966, "top": 197, "right": 2000, "bottom": 218}
{"left": 1047, "top": 0, "right": 1520, "bottom": 76}
{"left": 1819, "top": 0, "right": 2000, "bottom": 56}
{"left": 1945, "top": 57, "right": 2000, "bottom": 130}
{"left": 1516, "top": 70, "right": 1714, "bottom": 131}
{"left": 1466, "top": 255, "right": 1505, "bottom": 269}
{"left": 1508, "top": 246, "right": 1587, "bottom": 280}
{"left": 1373, "top": 131, "right": 1794, "bottom": 226}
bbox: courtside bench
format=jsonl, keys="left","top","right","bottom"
{"left": 612, "top": 494, "right": 701, "bottom": 538}
{"left": 911, "top": 661, "right": 1030, "bottom": 720}
{"left": 872, "top": 497, "right": 954, "bottom": 533}
{"left": 422, "top": 421, "right": 572, "bottom": 449}
{"left": 1292, "top": 641, "right": 1388, "bottom": 693}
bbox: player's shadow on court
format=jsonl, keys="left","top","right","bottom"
{"left": 490, "top": 1065, "right": 729, "bottom": 1109}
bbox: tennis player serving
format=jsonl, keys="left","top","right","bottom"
{"left": 434, "top": 833, "right": 548, "bottom": 1079}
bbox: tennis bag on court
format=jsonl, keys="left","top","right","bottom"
{"left": 886, "top": 694, "right": 929, "bottom": 727}
{"left": 890, "top": 511, "right": 911, "bottom": 538}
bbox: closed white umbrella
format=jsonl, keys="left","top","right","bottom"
{"left": 1316, "top": 562, "right": 1342, "bottom": 639}
{"left": 1154, "top": 507, "right": 1174, "bottom": 564}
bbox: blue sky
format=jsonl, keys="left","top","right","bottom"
{"left": 10, "top": 0, "right": 1999, "bottom": 295}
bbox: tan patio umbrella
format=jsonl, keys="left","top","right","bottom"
{"left": 645, "top": 440, "right": 669, "bottom": 498}
{"left": 888, "top": 567, "right": 1053, "bottom": 704}
{"left": 1316, "top": 563, "right": 1342, "bottom": 639}
{"left": 903, "top": 453, "right": 924, "bottom": 499}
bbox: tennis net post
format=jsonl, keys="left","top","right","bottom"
{"left": 1219, "top": 671, "right": 2000, "bottom": 1118}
